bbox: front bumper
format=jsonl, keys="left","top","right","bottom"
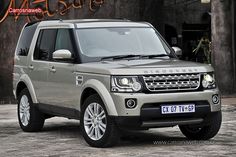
{"left": 110, "top": 89, "right": 221, "bottom": 117}
{"left": 110, "top": 89, "right": 220, "bottom": 128}
{"left": 113, "top": 111, "right": 219, "bottom": 128}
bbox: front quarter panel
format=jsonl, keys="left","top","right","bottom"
{"left": 79, "top": 78, "right": 118, "bottom": 116}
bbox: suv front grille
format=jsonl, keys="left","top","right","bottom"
{"left": 143, "top": 73, "right": 200, "bottom": 92}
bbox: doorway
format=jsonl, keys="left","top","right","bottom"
{"left": 182, "top": 23, "right": 211, "bottom": 62}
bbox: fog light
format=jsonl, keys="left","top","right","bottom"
{"left": 212, "top": 94, "right": 220, "bottom": 104}
{"left": 125, "top": 99, "right": 137, "bottom": 109}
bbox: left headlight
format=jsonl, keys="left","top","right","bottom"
{"left": 111, "top": 76, "right": 142, "bottom": 92}
{"left": 202, "top": 73, "right": 216, "bottom": 89}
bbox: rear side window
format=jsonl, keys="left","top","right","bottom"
{"left": 34, "top": 29, "right": 57, "bottom": 61}
{"left": 16, "top": 24, "right": 38, "bottom": 56}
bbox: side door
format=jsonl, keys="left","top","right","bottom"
{"left": 46, "top": 29, "right": 79, "bottom": 108}
{"left": 27, "top": 29, "right": 57, "bottom": 104}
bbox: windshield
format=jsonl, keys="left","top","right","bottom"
{"left": 76, "top": 27, "right": 171, "bottom": 58}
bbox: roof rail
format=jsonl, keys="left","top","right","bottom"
{"left": 62, "top": 18, "right": 131, "bottom": 24}
{"left": 25, "top": 18, "right": 131, "bottom": 27}
{"left": 25, "top": 18, "right": 62, "bottom": 27}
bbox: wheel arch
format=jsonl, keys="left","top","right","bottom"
{"left": 80, "top": 79, "right": 118, "bottom": 116}
{"left": 16, "top": 74, "right": 38, "bottom": 103}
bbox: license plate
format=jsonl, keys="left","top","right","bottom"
{"left": 161, "top": 104, "right": 195, "bottom": 114}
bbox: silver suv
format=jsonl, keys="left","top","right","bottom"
{"left": 13, "top": 19, "right": 221, "bottom": 147}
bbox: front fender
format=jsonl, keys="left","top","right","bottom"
{"left": 80, "top": 79, "right": 118, "bottom": 116}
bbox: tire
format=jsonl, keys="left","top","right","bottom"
{"left": 179, "top": 111, "right": 222, "bottom": 140}
{"left": 80, "top": 94, "right": 119, "bottom": 147}
{"left": 17, "top": 88, "right": 45, "bottom": 132}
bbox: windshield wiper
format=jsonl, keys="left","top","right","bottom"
{"left": 101, "top": 54, "right": 142, "bottom": 60}
{"left": 141, "top": 54, "right": 173, "bottom": 58}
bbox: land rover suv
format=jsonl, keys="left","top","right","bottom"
{"left": 13, "top": 19, "right": 221, "bottom": 147}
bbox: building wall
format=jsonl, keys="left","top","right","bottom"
{"left": 140, "top": 0, "right": 210, "bottom": 36}
{"left": 211, "top": 0, "right": 235, "bottom": 94}
{"left": 0, "top": 0, "right": 140, "bottom": 103}
{"left": 162, "top": 0, "right": 211, "bottom": 34}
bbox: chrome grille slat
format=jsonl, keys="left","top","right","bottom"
{"left": 143, "top": 73, "right": 200, "bottom": 92}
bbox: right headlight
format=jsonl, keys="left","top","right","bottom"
{"left": 111, "top": 76, "right": 142, "bottom": 93}
{"left": 202, "top": 73, "right": 216, "bottom": 89}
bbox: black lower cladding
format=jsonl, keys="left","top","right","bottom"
{"left": 36, "top": 103, "right": 80, "bottom": 120}
{"left": 114, "top": 101, "right": 211, "bottom": 128}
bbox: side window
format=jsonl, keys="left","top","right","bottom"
{"left": 34, "top": 29, "right": 57, "bottom": 61}
{"left": 54, "top": 29, "right": 75, "bottom": 60}
{"left": 16, "top": 24, "right": 37, "bottom": 56}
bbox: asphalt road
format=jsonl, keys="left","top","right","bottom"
{"left": 0, "top": 104, "right": 235, "bottom": 157}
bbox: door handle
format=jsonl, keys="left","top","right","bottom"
{"left": 50, "top": 66, "right": 56, "bottom": 73}
{"left": 28, "top": 65, "right": 34, "bottom": 70}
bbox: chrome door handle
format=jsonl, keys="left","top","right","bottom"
{"left": 50, "top": 66, "right": 56, "bottom": 73}
{"left": 28, "top": 65, "right": 34, "bottom": 70}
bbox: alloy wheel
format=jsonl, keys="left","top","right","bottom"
{"left": 84, "top": 102, "right": 107, "bottom": 140}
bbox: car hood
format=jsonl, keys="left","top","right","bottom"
{"left": 76, "top": 59, "right": 214, "bottom": 75}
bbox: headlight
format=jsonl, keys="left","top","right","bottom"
{"left": 202, "top": 73, "right": 216, "bottom": 89}
{"left": 111, "top": 76, "right": 142, "bottom": 92}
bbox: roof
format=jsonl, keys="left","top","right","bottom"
{"left": 28, "top": 19, "right": 152, "bottom": 29}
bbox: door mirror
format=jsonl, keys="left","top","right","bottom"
{"left": 172, "top": 47, "right": 182, "bottom": 57}
{"left": 52, "top": 49, "right": 72, "bottom": 60}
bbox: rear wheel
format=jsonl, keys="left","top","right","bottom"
{"left": 80, "top": 94, "right": 119, "bottom": 147}
{"left": 17, "top": 88, "right": 45, "bottom": 132}
{"left": 179, "top": 111, "right": 222, "bottom": 140}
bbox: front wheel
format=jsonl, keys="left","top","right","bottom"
{"left": 80, "top": 94, "right": 119, "bottom": 147}
{"left": 179, "top": 111, "right": 222, "bottom": 140}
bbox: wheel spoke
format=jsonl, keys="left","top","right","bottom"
{"left": 88, "top": 125, "right": 93, "bottom": 133}
{"left": 24, "top": 114, "right": 28, "bottom": 125}
{"left": 101, "top": 114, "right": 106, "bottom": 120}
{"left": 22, "top": 96, "right": 28, "bottom": 107}
{"left": 84, "top": 118, "right": 92, "bottom": 125}
{"left": 88, "top": 126, "right": 95, "bottom": 137}
{"left": 25, "top": 105, "right": 30, "bottom": 110}
{"left": 88, "top": 105, "right": 94, "bottom": 117}
{"left": 96, "top": 103, "right": 100, "bottom": 115}
{"left": 93, "top": 103, "right": 97, "bottom": 115}
{"left": 26, "top": 111, "right": 30, "bottom": 121}
{"left": 21, "top": 114, "right": 26, "bottom": 125}
{"left": 98, "top": 123, "right": 106, "bottom": 133}
{"left": 95, "top": 127, "right": 99, "bottom": 139}
{"left": 97, "top": 126, "right": 102, "bottom": 138}
{"left": 97, "top": 110, "right": 104, "bottom": 119}
{"left": 20, "top": 112, "right": 24, "bottom": 120}
{"left": 20, "top": 107, "right": 24, "bottom": 113}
